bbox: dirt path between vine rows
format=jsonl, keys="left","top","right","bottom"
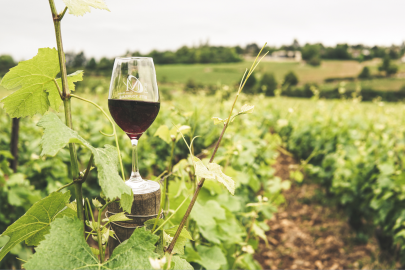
{"left": 254, "top": 151, "right": 394, "bottom": 270}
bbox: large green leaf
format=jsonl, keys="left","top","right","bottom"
{"left": 24, "top": 216, "right": 99, "bottom": 270}
{"left": 62, "top": 0, "right": 110, "bottom": 16}
{"left": 189, "top": 200, "right": 225, "bottom": 227}
{"left": 0, "top": 192, "right": 74, "bottom": 261}
{"left": 196, "top": 246, "right": 227, "bottom": 270}
{"left": 170, "top": 256, "right": 193, "bottom": 270}
{"left": 37, "top": 112, "right": 133, "bottom": 212}
{"left": 24, "top": 217, "right": 159, "bottom": 270}
{"left": 187, "top": 246, "right": 227, "bottom": 270}
{"left": 0, "top": 48, "right": 83, "bottom": 118}
{"left": 105, "top": 228, "right": 159, "bottom": 269}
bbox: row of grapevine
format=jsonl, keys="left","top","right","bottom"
{"left": 266, "top": 97, "right": 405, "bottom": 263}
{"left": 0, "top": 91, "right": 290, "bottom": 269}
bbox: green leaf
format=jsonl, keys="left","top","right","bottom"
{"left": 24, "top": 216, "right": 99, "bottom": 270}
{"left": 90, "top": 247, "right": 100, "bottom": 257}
{"left": 154, "top": 125, "right": 171, "bottom": 144}
{"left": 378, "top": 163, "right": 395, "bottom": 176}
{"left": 170, "top": 256, "right": 193, "bottom": 270}
{"left": 0, "top": 192, "right": 74, "bottom": 261}
{"left": 108, "top": 212, "right": 131, "bottom": 222}
{"left": 66, "top": 200, "right": 77, "bottom": 212}
{"left": 92, "top": 198, "right": 103, "bottom": 208}
{"left": 165, "top": 226, "right": 192, "bottom": 240}
{"left": 25, "top": 217, "right": 159, "bottom": 270}
{"left": 119, "top": 192, "right": 133, "bottom": 213}
{"left": 45, "top": 70, "right": 83, "bottom": 111}
{"left": 194, "top": 157, "right": 235, "bottom": 195}
{"left": 144, "top": 218, "right": 164, "bottom": 231}
{"left": 290, "top": 170, "right": 304, "bottom": 183}
{"left": 196, "top": 246, "right": 227, "bottom": 270}
{"left": 165, "top": 226, "right": 193, "bottom": 255}
{"left": 105, "top": 228, "right": 159, "bottom": 269}
{"left": 251, "top": 223, "right": 268, "bottom": 246}
{"left": 62, "top": 0, "right": 110, "bottom": 16}
{"left": 0, "top": 48, "right": 58, "bottom": 118}
{"left": 211, "top": 116, "right": 228, "bottom": 125}
{"left": 0, "top": 48, "right": 83, "bottom": 117}
{"left": 229, "top": 104, "right": 255, "bottom": 123}
{"left": 37, "top": 112, "right": 133, "bottom": 212}
{"left": 238, "top": 104, "right": 255, "bottom": 114}
{"left": 155, "top": 125, "right": 191, "bottom": 144}
{"left": 190, "top": 200, "right": 225, "bottom": 227}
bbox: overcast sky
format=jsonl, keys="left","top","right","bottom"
{"left": 1, "top": 0, "right": 405, "bottom": 60}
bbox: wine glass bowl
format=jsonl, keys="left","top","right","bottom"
{"left": 108, "top": 57, "right": 160, "bottom": 194}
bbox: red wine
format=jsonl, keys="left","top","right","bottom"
{"left": 108, "top": 99, "right": 160, "bottom": 140}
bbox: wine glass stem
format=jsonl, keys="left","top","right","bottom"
{"left": 130, "top": 139, "right": 142, "bottom": 182}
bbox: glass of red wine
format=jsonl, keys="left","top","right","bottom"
{"left": 108, "top": 57, "right": 160, "bottom": 194}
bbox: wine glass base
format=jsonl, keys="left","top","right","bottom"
{"left": 125, "top": 179, "right": 160, "bottom": 194}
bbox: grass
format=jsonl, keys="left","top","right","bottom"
{"left": 155, "top": 59, "right": 391, "bottom": 85}
{"left": 155, "top": 59, "right": 405, "bottom": 91}
{"left": 2, "top": 59, "right": 405, "bottom": 100}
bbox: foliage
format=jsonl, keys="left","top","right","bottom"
{"left": 0, "top": 48, "right": 83, "bottom": 118}
{"left": 243, "top": 73, "right": 257, "bottom": 94}
{"left": 62, "top": 0, "right": 110, "bottom": 16}
{"left": 37, "top": 112, "right": 133, "bottom": 212}
{"left": 0, "top": 192, "right": 75, "bottom": 261}
{"left": 25, "top": 216, "right": 159, "bottom": 269}
{"left": 0, "top": 1, "right": 282, "bottom": 269}
{"left": 267, "top": 97, "right": 405, "bottom": 264}
{"left": 0, "top": 55, "right": 16, "bottom": 76}
{"left": 282, "top": 71, "right": 299, "bottom": 87}
{"left": 307, "top": 56, "right": 321, "bottom": 66}
{"left": 378, "top": 56, "right": 398, "bottom": 77}
{"left": 260, "top": 73, "right": 278, "bottom": 96}
{"left": 323, "top": 44, "right": 351, "bottom": 60}
{"left": 301, "top": 43, "right": 322, "bottom": 61}
{"left": 358, "top": 66, "right": 371, "bottom": 79}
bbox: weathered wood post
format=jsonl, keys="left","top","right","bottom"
{"left": 107, "top": 180, "right": 161, "bottom": 255}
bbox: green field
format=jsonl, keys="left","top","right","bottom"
{"left": 155, "top": 59, "right": 405, "bottom": 91}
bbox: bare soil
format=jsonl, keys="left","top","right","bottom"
{"left": 254, "top": 151, "right": 396, "bottom": 270}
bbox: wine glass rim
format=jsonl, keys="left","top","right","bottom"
{"left": 115, "top": 56, "right": 153, "bottom": 61}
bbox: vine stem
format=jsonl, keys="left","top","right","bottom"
{"left": 164, "top": 139, "right": 176, "bottom": 214}
{"left": 56, "top": 181, "right": 75, "bottom": 192}
{"left": 96, "top": 200, "right": 114, "bottom": 262}
{"left": 166, "top": 44, "right": 268, "bottom": 254}
{"left": 70, "top": 94, "right": 126, "bottom": 180}
{"left": 48, "top": 0, "right": 83, "bottom": 221}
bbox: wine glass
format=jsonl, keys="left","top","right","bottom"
{"left": 108, "top": 57, "right": 160, "bottom": 194}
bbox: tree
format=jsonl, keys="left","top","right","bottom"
{"left": 358, "top": 66, "right": 371, "bottom": 79}
{"left": 85, "top": 58, "right": 97, "bottom": 70}
{"left": 0, "top": 55, "right": 16, "bottom": 76}
{"left": 301, "top": 44, "right": 322, "bottom": 60}
{"left": 301, "top": 44, "right": 322, "bottom": 66}
{"left": 260, "top": 73, "right": 278, "bottom": 96}
{"left": 243, "top": 73, "right": 257, "bottom": 94}
{"left": 282, "top": 71, "right": 298, "bottom": 87}
{"left": 308, "top": 56, "right": 321, "bottom": 66}
{"left": 97, "top": 57, "right": 114, "bottom": 71}
{"left": 72, "top": 52, "right": 86, "bottom": 68}
{"left": 323, "top": 44, "right": 351, "bottom": 60}
{"left": 245, "top": 43, "right": 260, "bottom": 55}
{"left": 379, "top": 56, "right": 398, "bottom": 77}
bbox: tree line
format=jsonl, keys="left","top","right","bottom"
{"left": 1, "top": 41, "right": 404, "bottom": 76}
